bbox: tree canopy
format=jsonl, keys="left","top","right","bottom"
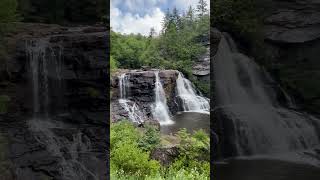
{"left": 111, "top": 3, "right": 209, "bottom": 77}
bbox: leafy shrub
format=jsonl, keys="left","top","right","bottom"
{"left": 110, "top": 121, "right": 140, "bottom": 150}
{"left": 110, "top": 122, "right": 210, "bottom": 179}
{"left": 111, "top": 142, "right": 160, "bottom": 177}
{"left": 138, "top": 126, "right": 161, "bottom": 151}
{"left": 170, "top": 128, "right": 210, "bottom": 176}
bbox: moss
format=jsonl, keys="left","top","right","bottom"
{"left": 0, "top": 95, "right": 10, "bottom": 114}
{"left": 85, "top": 87, "right": 100, "bottom": 98}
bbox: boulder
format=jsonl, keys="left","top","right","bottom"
{"left": 151, "top": 146, "right": 180, "bottom": 166}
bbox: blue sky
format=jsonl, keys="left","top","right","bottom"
{"left": 111, "top": 0, "right": 210, "bottom": 35}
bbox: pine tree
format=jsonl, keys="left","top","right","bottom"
{"left": 161, "top": 8, "right": 171, "bottom": 34}
{"left": 148, "top": 27, "right": 156, "bottom": 38}
{"left": 186, "top": 5, "right": 194, "bottom": 22}
{"left": 172, "top": 7, "right": 182, "bottom": 30}
{"left": 197, "top": 0, "right": 208, "bottom": 17}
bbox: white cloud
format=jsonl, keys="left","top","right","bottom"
{"left": 110, "top": 0, "right": 209, "bottom": 35}
{"left": 111, "top": 7, "right": 164, "bottom": 36}
{"left": 172, "top": 0, "right": 210, "bottom": 11}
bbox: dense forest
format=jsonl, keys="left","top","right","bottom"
{"left": 17, "top": 0, "right": 107, "bottom": 24}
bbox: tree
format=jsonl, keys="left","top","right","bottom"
{"left": 0, "top": 0, "right": 18, "bottom": 24}
{"left": 186, "top": 6, "right": 195, "bottom": 22}
{"left": 148, "top": 27, "right": 156, "bottom": 38}
{"left": 196, "top": 0, "right": 208, "bottom": 17}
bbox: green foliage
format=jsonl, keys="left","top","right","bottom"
{"left": 111, "top": 121, "right": 160, "bottom": 178}
{"left": 0, "top": 0, "right": 19, "bottom": 64}
{"left": 177, "top": 128, "right": 209, "bottom": 160}
{"left": 110, "top": 121, "right": 210, "bottom": 179}
{"left": 111, "top": 142, "right": 160, "bottom": 177}
{"left": 110, "top": 121, "right": 141, "bottom": 150}
{"left": 110, "top": 56, "right": 118, "bottom": 74}
{"left": 17, "top": 0, "right": 107, "bottom": 24}
{"left": 111, "top": 4, "right": 209, "bottom": 94}
{"left": 138, "top": 126, "right": 161, "bottom": 151}
{"left": 85, "top": 87, "right": 100, "bottom": 98}
{"left": 212, "top": 0, "right": 261, "bottom": 35}
{"left": 0, "top": 0, "right": 18, "bottom": 24}
{"left": 212, "top": 0, "right": 268, "bottom": 61}
{"left": 0, "top": 95, "right": 10, "bottom": 114}
{"left": 111, "top": 31, "right": 148, "bottom": 69}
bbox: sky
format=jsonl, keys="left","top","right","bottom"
{"left": 111, "top": 0, "right": 210, "bottom": 36}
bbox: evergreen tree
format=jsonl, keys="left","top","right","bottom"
{"left": 148, "top": 27, "right": 156, "bottom": 38}
{"left": 197, "top": 0, "right": 208, "bottom": 17}
{"left": 186, "top": 6, "right": 194, "bottom": 22}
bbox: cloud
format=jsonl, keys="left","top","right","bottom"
{"left": 110, "top": 0, "right": 209, "bottom": 35}
{"left": 111, "top": 7, "right": 164, "bottom": 36}
{"left": 171, "top": 0, "right": 210, "bottom": 11}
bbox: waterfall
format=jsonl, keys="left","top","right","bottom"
{"left": 176, "top": 72, "right": 210, "bottom": 113}
{"left": 118, "top": 73, "right": 144, "bottom": 123}
{"left": 152, "top": 71, "right": 174, "bottom": 125}
{"left": 27, "top": 39, "right": 50, "bottom": 117}
{"left": 26, "top": 39, "right": 99, "bottom": 179}
{"left": 214, "top": 34, "right": 320, "bottom": 155}
{"left": 26, "top": 39, "right": 64, "bottom": 117}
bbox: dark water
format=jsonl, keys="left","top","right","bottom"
{"left": 160, "top": 111, "right": 210, "bottom": 134}
{"left": 215, "top": 158, "right": 320, "bottom": 180}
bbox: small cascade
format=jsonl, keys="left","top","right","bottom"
{"left": 214, "top": 34, "right": 320, "bottom": 156}
{"left": 118, "top": 73, "right": 144, "bottom": 123}
{"left": 26, "top": 39, "right": 50, "bottom": 117}
{"left": 176, "top": 72, "right": 210, "bottom": 113}
{"left": 26, "top": 39, "right": 98, "bottom": 179}
{"left": 28, "top": 119, "right": 98, "bottom": 180}
{"left": 152, "top": 71, "right": 174, "bottom": 125}
{"left": 26, "top": 39, "right": 64, "bottom": 116}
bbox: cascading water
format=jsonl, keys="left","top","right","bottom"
{"left": 214, "top": 34, "right": 320, "bottom": 155}
{"left": 26, "top": 39, "right": 50, "bottom": 117}
{"left": 26, "top": 39, "right": 98, "bottom": 180}
{"left": 152, "top": 71, "right": 174, "bottom": 125}
{"left": 118, "top": 73, "right": 144, "bottom": 123}
{"left": 176, "top": 72, "right": 210, "bottom": 113}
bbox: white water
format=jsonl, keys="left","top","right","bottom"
{"left": 152, "top": 71, "right": 174, "bottom": 125}
{"left": 214, "top": 34, "right": 320, "bottom": 155}
{"left": 176, "top": 72, "right": 210, "bottom": 113}
{"left": 26, "top": 39, "right": 98, "bottom": 179}
{"left": 26, "top": 39, "right": 50, "bottom": 116}
{"left": 118, "top": 73, "right": 145, "bottom": 123}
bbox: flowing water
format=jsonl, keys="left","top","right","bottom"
{"left": 214, "top": 34, "right": 320, "bottom": 155}
{"left": 152, "top": 71, "right": 174, "bottom": 125}
{"left": 176, "top": 72, "right": 210, "bottom": 113}
{"left": 118, "top": 73, "right": 145, "bottom": 123}
{"left": 213, "top": 33, "right": 320, "bottom": 178}
{"left": 26, "top": 39, "right": 99, "bottom": 180}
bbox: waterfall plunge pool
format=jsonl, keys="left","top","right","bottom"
{"left": 160, "top": 111, "right": 210, "bottom": 134}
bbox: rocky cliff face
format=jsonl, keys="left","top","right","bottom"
{"left": 0, "top": 23, "right": 108, "bottom": 179}
{"left": 111, "top": 69, "right": 179, "bottom": 123}
{"left": 261, "top": 0, "right": 320, "bottom": 113}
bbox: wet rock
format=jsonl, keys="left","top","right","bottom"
{"left": 111, "top": 69, "right": 179, "bottom": 122}
{"left": 151, "top": 146, "right": 180, "bottom": 166}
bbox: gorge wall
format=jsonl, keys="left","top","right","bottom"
{"left": 261, "top": 0, "right": 320, "bottom": 113}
